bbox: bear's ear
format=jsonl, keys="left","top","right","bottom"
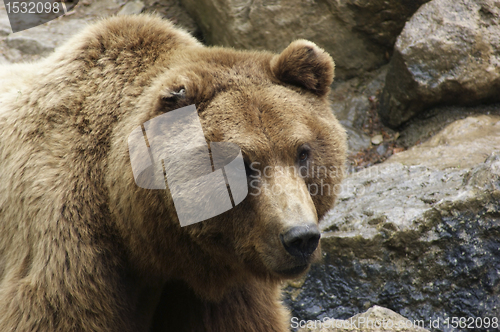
{"left": 160, "top": 86, "right": 186, "bottom": 101}
{"left": 158, "top": 86, "right": 187, "bottom": 110}
{"left": 270, "top": 40, "right": 335, "bottom": 97}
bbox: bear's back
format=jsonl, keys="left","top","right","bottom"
{"left": 0, "top": 14, "right": 202, "bottom": 282}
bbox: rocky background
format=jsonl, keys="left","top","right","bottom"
{"left": 1, "top": 1, "right": 499, "bottom": 331}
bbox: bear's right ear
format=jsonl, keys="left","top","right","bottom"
{"left": 158, "top": 86, "right": 187, "bottom": 110}
{"left": 270, "top": 40, "right": 335, "bottom": 97}
{"left": 160, "top": 87, "right": 186, "bottom": 101}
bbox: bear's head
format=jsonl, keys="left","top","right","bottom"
{"left": 112, "top": 40, "right": 346, "bottom": 293}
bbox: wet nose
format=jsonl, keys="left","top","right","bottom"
{"left": 280, "top": 224, "right": 321, "bottom": 258}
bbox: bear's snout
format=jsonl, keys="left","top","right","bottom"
{"left": 280, "top": 224, "right": 321, "bottom": 259}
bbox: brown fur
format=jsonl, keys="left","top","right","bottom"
{"left": 0, "top": 15, "right": 346, "bottom": 332}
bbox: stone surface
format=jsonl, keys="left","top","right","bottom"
{"left": 380, "top": 0, "right": 500, "bottom": 128}
{"left": 0, "top": 8, "right": 11, "bottom": 36}
{"left": 285, "top": 116, "right": 500, "bottom": 332}
{"left": 143, "top": 0, "right": 200, "bottom": 36}
{"left": 296, "top": 306, "right": 429, "bottom": 332}
{"left": 388, "top": 115, "right": 500, "bottom": 169}
{"left": 330, "top": 65, "right": 388, "bottom": 153}
{"left": 4, "top": 17, "right": 87, "bottom": 55}
{"left": 396, "top": 103, "right": 500, "bottom": 149}
{"left": 371, "top": 134, "right": 383, "bottom": 145}
{"left": 118, "top": 1, "right": 145, "bottom": 15}
{"left": 343, "top": 126, "right": 372, "bottom": 154}
{"left": 5, "top": 35, "right": 55, "bottom": 55}
{"left": 179, "top": 0, "right": 429, "bottom": 79}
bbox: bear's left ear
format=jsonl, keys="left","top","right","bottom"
{"left": 270, "top": 40, "right": 335, "bottom": 97}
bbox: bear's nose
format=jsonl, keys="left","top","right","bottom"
{"left": 280, "top": 224, "right": 321, "bottom": 259}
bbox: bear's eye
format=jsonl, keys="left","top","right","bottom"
{"left": 297, "top": 145, "right": 310, "bottom": 163}
{"left": 299, "top": 150, "right": 308, "bottom": 162}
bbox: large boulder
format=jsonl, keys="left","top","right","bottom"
{"left": 179, "top": 0, "right": 429, "bottom": 79}
{"left": 380, "top": 0, "right": 500, "bottom": 128}
{"left": 285, "top": 115, "right": 500, "bottom": 332}
{"left": 388, "top": 115, "right": 500, "bottom": 169}
{"left": 395, "top": 103, "right": 500, "bottom": 149}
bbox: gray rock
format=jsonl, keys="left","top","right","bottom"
{"left": 376, "top": 143, "right": 388, "bottom": 156}
{"left": 2, "top": 17, "right": 87, "bottom": 60}
{"left": 179, "top": 0, "right": 428, "bottom": 79}
{"left": 70, "top": 0, "right": 125, "bottom": 18}
{"left": 284, "top": 116, "right": 500, "bottom": 332}
{"left": 396, "top": 103, "right": 500, "bottom": 148}
{"left": 5, "top": 36, "right": 54, "bottom": 55}
{"left": 342, "top": 125, "right": 372, "bottom": 154}
{"left": 388, "top": 114, "right": 500, "bottom": 169}
{"left": 0, "top": 10, "right": 11, "bottom": 36}
{"left": 142, "top": 0, "right": 200, "bottom": 36}
{"left": 118, "top": 1, "right": 145, "bottom": 15}
{"left": 334, "top": 95, "right": 371, "bottom": 133}
{"left": 380, "top": 0, "right": 500, "bottom": 128}
{"left": 330, "top": 65, "right": 388, "bottom": 153}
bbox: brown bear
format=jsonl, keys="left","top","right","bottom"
{"left": 0, "top": 15, "right": 346, "bottom": 332}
